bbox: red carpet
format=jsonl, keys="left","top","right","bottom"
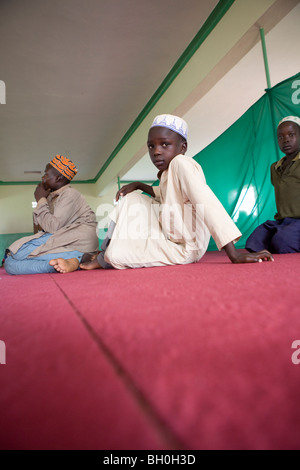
{"left": 1, "top": 250, "right": 300, "bottom": 450}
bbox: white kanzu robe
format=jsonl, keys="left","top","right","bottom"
{"left": 104, "top": 155, "right": 241, "bottom": 269}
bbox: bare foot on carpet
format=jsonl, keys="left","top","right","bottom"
{"left": 49, "top": 258, "right": 79, "bottom": 273}
{"left": 80, "top": 258, "right": 102, "bottom": 270}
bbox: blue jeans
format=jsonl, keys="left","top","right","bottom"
{"left": 5, "top": 233, "right": 84, "bottom": 275}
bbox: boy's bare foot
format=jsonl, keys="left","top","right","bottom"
{"left": 49, "top": 258, "right": 79, "bottom": 273}
{"left": 80, "top": 258, "right": 102, "bottom": 270}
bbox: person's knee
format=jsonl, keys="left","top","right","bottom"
{"left": 271, "top": 229, "right": 299, "bottom": 253}
{"left": 126, "top": 192, "right": 149, "bottom": 205}
{"left": 4, "top": 257, "right": 17, "bottom": 275}
{"left": 245, "top": 224, "right": 270, "bottom": 252}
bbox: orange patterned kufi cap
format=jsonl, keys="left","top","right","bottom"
{"left": 49, "top": 155, "right": 78, "bottom": 180}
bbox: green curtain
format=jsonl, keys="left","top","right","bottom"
{"left": 193, "top": 72, "right": 300, "bottom": 250}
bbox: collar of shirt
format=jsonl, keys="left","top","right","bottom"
{"left": 36, "top": 185, "right": 70, "bottom": 210}
{"left": 47, "top": 184, "right": 69, "bottom": 201}
{"left": 275, "top": 152, "right": 300, "bottom": 170}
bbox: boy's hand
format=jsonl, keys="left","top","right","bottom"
{"left": 223, "top": 242, "right": 274, "bottom": 263}
{"left": 230, "top": 250, "right": 274, "bottom": 264}
{"left": 115, "top": 182, "right": 141, "bottom": 201}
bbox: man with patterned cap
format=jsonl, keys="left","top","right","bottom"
{"left": 60, "top": 113, "right": 273, "bottom": 274}
{"left": 5, "top": 155, "right": 99, "bottom": 275}
{"left": 246, "top": 115, "right": 300, "bottom": 253}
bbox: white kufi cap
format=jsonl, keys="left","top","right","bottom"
{"left": 150, "top": 114, "right": 188, "bottom": 140}
{"left": 278, "top": 116, "right": 300, "bottom": 128}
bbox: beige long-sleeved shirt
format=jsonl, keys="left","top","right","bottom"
{"left": 9, "top": 185, "right": 99, "bottom": 257}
